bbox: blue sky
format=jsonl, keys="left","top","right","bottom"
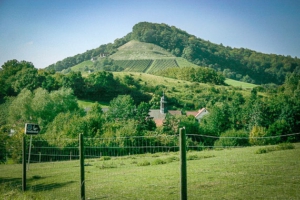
{"left": 1, "top": 0, "right": 300, "bottom": 69}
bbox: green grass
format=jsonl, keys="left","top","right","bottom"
{"left": 1, "top": 143, "right": 299, "bottom": 199}
{"left": 225, "top": 78, "right": 257, "bottom": 88}
{"left": 77, "top": 100, "right": 109, "bottom": 109}
{"left": 175, "top": 57, "right": 200, "bottom": 68}
{"left": 110, "top": 40, "right": 175, "bottom": 60}
{"left": 146, "top": 59, "right": 179, "bottom": 74}
{"left": 71, "top": 60, "right": 93, "bottom": 70}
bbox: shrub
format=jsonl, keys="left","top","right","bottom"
{"left": 187, "top": 154, "right": 198, "bottom": 160}
{"left": 255, "top": 143, "right": 295, "bottom": 154}
{"left": 137, "top": 160, "right": 150, "bottom": 166}
{"left": 151, "top": 159, "right": 166, "bottom": 165}
{"left": 214, "top": 129, "right": 249, "bottom": 147}
{"left": 267, "top": 120, "right": 292, "bottom": 144}
{"left": 99, "top": 156, "right": 111, "bottom": 161}
{"left": 165, "top": 156, "right": 179, "bottom": 163}
{"left": 276, "top": 143, "right": 295, "bottom": 150}
{"left": 249, "top": 126, "right": 268, "bottom": 145}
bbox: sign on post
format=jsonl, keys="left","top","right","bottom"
{"left": 25, "top": 123, "right": 40, "bottom": 135}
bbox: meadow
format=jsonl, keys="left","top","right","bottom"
{"left": 225, "top": 78, "right": 257, "bottom": 88}
{"left": 1, "top": 143, "right": 299, "bottom": 199}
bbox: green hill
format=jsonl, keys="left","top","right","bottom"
{"left": 69, "top": 40, "right": 203, "bottom": 75}
{"left": 46, "top": 22, "right": 300, "bottom": 85}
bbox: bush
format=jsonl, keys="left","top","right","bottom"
{"left": 255, "top": 143, "right": 295, "bottom": 154}
{"left": 165, "top": 156, "right": 179, "bottom": 163}
{"left": 214, "top": 129, "right": 249, "bottom": 147}
{"left": 99, "top": 156, "right": 111, "bottom": 161}
{"left": 137, "top": 160, "right": 150, "bottom": 166}
{"left": 276, "top": 143, "right": 295, "bottom": 150}
{"left": 151, "top": 158, "right": 166, "bottom": 165}
{"left": 187, "top": 154, "right": 198, "bottom": 160}
{"left": 249, "top": 126, "right": 268, "bottom": 145}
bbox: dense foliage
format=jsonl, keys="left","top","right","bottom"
{"left": 1, "top": 56, "right": 300, "bottom": 163}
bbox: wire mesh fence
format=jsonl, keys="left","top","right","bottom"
{"left": 0, "top": 133, "right": 300, "bottom": 199}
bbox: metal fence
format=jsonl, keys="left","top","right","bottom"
{"left": 0, "top": 133, "right": 300, "bottom": 199}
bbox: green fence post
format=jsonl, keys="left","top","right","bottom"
{"left": 22, "top": 135, "right": 26, "bottom": 191}
{"left": 79, "top": 133, "right": 85, "bottom": 200}
{"left": 180, "top": 127, "right": 187, "bottom": 200}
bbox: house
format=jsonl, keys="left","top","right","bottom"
{"left": 149, "top": 94, "right": 183, "bottom": 126}
{"left": 149, "top": 94, "right": 209, "bottom": 126}
{"left": 186, "top": 108, "right": 209, "bottom": 122}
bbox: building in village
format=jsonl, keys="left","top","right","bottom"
{"left": 149, "top": 94, "right": 209, "bottom": 126}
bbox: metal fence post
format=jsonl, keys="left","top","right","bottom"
{"left": 180, "top": 127, "right": 187, "bottom": 200}
{"left": 22, "top": 135, "right": 26, "bottom": 191}
{"left": 79, "top": 133, "right": 85, "bottom": 200}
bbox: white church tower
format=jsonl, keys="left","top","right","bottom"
{"left": 160, "top": 93, "right": 167, "bottom": 114}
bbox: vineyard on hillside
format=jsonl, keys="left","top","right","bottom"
{"left": 113, "top": 59, "right": 182, "bottom": 73}
{"left": 114, "top": 59, "right": 153, "bottom": 72}
{"left": 175, "top": 57, "right": 199, "bottom": 68}
{"left": 146, "top": 59, "right": 179, "bottom": 74}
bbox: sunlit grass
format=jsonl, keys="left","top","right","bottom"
{"left": 225, "top": 78, "right": 257, "bottom": 88}
{"left": 77, "top": 100, "right": 109, "bottom": 109}
{"left": 1, "top": 143, "right": 299, "bottom": 199}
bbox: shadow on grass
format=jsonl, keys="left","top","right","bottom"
{"left": 29, "top": 180, "right": 76, "bottom": 192}
{"left": 0, "top": 177, "right": 76, "bottom": 192}
{"left": 0, "top": 177, "right": 21, "bottom": 186}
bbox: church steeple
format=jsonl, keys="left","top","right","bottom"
{"left": 160, "top": 92, "right": 167, "bottom": 114}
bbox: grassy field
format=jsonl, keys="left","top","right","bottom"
{"left": 225, "top": 78, "right": 257, "bottom": 88}
{"left": 77, "top": 99, "right": 109, "bottom": 109}
{"left": 1, "top": 143, "right": 299, "bottom": 199}
{"left": 110, "top": 40, "right": 175, "bottom": 60}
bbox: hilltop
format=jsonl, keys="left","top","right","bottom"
{"left": 110, "top": 40, "right": 175, "bottom": 60}
{"left": 46, "top": 22, "right": 300, "bottom": 85}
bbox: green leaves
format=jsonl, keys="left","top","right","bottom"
{"left": 8, "top": 88, "right": 80, "bottom": 130}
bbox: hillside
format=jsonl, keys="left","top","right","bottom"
{"left": 110, "top": 40, "right": 175, "bottom": 60}
{"left": 68, "top": 40, "right": 203, "bottom": 75}
{"left": 46, "top": 22, "right": 300, "bottom": 85}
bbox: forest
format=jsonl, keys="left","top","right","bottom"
{"left": 1, "top": 59, "right": 300, "bottom": 163}
{"left": 45, "top": 22, "right": 300, "bottom": 85}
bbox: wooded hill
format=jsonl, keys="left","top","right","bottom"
{"left": 46, "top": 22, "right": 300, "bottom": 85}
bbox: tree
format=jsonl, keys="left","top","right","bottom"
{"left": 8, "top": 87, "right": 80, "bottom": 130}
{"left": 12, "top": 67, "right": 41, "bottom": 93}
{"left": 84, "top": 102, "right": 104, "bottom": 138}
{"left": 135, "top": 102, "right": 156, "bottom": 133}
{"left": 61, "top": 71, "right": 85, "bottom": 98}
{"left": 85, "top": 71, "right": 116, "bottom": 101}
{"left": 0, "top": 60, "right": 35, "bottom": 99}
{"left": 44, "top": 111, "right": 85, "bottom": 147}
{"left": 8, "top": 89, "right": 33, "bottom": 126}
{"left": 163, "top": 113, "right": 180, "bottom": 135}
{"left": 106, "top": 95, "right": 135, "bottom": 121}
